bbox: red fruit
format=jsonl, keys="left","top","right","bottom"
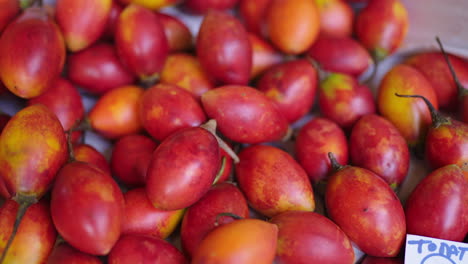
{"left": 56, "top": 0, "right": 112, "bottom": 51}
{"left": 101, "top": 1, "right": 123, "bottom": 39}
{"left": 139, "top": 83, "right": 207, "bottom": 141}
{"left": 47, "top": 243, "right": 102, "bottom": 264}
{"left": 308, "top": 36, "right": 372, "bottom": 77}
{"left": 257, "top": 59, "right": 318, "bottom": 123}
{"left": 405, "top": 165, "right": 468, "bottom": 241}
{"left": 0, "top": 7, "right": 66, "bottom": 98}
{"left": 201, "top": 85, "right": 289, "bottom": 144}
{"left": 239, "top": 0, "right": 271, "bottom": 35}
{"left": 73, "top": 144, "right": 111, "bottom": 175}
{"left": 270, "top": 211, "right": 355, "bottom": 264}
{"left": 67, "top": 42, "right": 136, "bottom": 95}
{"left": 111, "top": 134, "right": 158, "bottom": 186}
{"left": 197, "top": 10, "right": 252, "bottom": 85}
{"left": 350, "top": 114, "right": 410, "bottom": 188}
{"left": 156, "top": 13, "right": 193, "bottom": 53}
{"left": 183, "top": 0, "right": 239, "bottom": 14}
{"left": 180, "top": 182, "right": 250, "bottom": 257}
{"left": 108, "top": 234, "right": 187, "bottom": 264}
{"left": 0, "top": 0, "right": 19, "bottom": 33}
{"left": 51, "top": 161, "right": 125, "bottom": 255}
{"left": 248, "top": 33, "right": 283, "bottom": 79}
{"left": 146, "top": 127, "right": 220, "bottom": 210}
{"left": 314, "top": 0, "right": 354, "bottom": 38}
{"left": 115, "top": 4, "right": 168, "bottom": 82}
{"left": 216, "top": 147, "right": 234, "bottom": 183}
{"left": 295, "top": 117, "right": 348, "bottom": 183}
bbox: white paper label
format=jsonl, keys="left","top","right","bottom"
{"left": 405, "top": 234, "right": 468, "bottom": 264}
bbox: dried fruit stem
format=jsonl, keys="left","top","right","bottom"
{"left": 212, "top": 157, "right": 227, "bottom": 185}
{"left": 395, "top": 93, "right": 449, "bottom": 128}
{"left": 435, "top": 36, "right": 468, "bottom": 96}
{"left": 328, "top": 152, "right": 344, "bottom": 171}
{"left": 201, "top": 119, "right": 240, "bottom": 163}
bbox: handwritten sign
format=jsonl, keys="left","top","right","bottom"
{"left": 405, "top": 234, "right": 468, "bottom": 264}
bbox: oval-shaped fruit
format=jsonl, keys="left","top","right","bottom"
{"left": 314, "top": 0, "right": 353, "bottom": 37}
{"left": 139, "top": 83, "right": 206, "bottom": 141}
{"left": 0, "top": 0, "right": 19, "bottom": 33}
{"left": 257, "top": 59, "right": 317, "bottom": 123}
{"left": 146, "top": 127, "right": 220, "bottom": 210}
{"left": 319, "top": 73, "right": 376, "bottom": 129}
{"left": 350, "top": 114, "right": 410, "bottom": 188}
{"left": 115, "top": 4, "right": 168, "bottom": 82}
{"left": 73, "top": 144, "right": 111, "bottom": 175}
{"left": 111, "top": 134, "right": 158, "bottom": 186}
{"left": 239, "top": 0, "right": 271, "bottom": 35}
{"left": 248, "top": 33, "right": 283, "bottom": 79}
{"left": 0, "top": 7, "right": 66, "bottom": 98}
{"left": 0, "top": 199, "right": 56, "bottom": 264}
{"left": 265, "top": 0, "right": 320, "bottom": 54}
{"left": 180, "top": 182, "right": 250, "bottom": 257}
{"left": 270, "top": 211, "right": 355, "bottom": 264}
{"left": 325, "top": 160, "right": 406, "bottom": 257}
{"left": 156, "top": 12, "right": 193, "bottom": 53}
{"left": 117, "top": 0, "right": 179, "bottom": 10}
{"left": 56, "top": 0, "right": 111, "bottom": 51}
{"left": 377, "top": 64, "right": 438, "bottom": 146}
{"left": 88, "top": 85, "right": 144, "bottom": 139}
{"left": 51, "top": 161, "right": 125, "bottom": 256}
{"left": 67, "top": 42, "right": 136, "bottom": 95}
{"left": 47, "top": 243, "right": 102, "bottom": 264}
{"left": 307, "top": 36, "right": 372, "bottom": 77}
{"left": 192, "top": 219, "right": 278, "bottom": 264}
{"left": 122, "top": 188, "right": 184, "bottom": 239}
{"left": 201, "top": 85, "right": 289, "bottom": 144}
{"left": 108, "top": 234, "right": 187, "bottom": 264}
{"left": 295, "top": 117, "right": 348, "bottom": 183}
{"left": 236, "top": 145, "right": 315, "bottom": 217}
{"left": 355, "top": 0, "right": 408, "bottom": 60}
{"left": 405, "top": 165, "right": 468, "bottom": 242}
{"left": 0, "top": 104, "right": 67, "bottom": 198}
{"left": 197, "top": 10, "right": 252, "bottom": 85}
{"left": 183, "top": 0, "right": 239, "bottom": 14}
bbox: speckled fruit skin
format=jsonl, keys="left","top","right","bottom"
{"left": 192, "top": 219, "right": 278, "bottom": 264}
{"left": 256, "top": 59, "right": 318, "bottom": 123}
{"left": 377, "top": 64, "right": 438, "bottom": 146}
{"left": 0, "top": 199, "right": 56, "bottom": 264}
{"left": 314, "top": 0, "right": 354, "bottom": 38}
{"left": 180, "top": 182, "right": 250, "bottom": 257}
{"left": 0, "top": 7, "right": 66, "bottom": 99}
{"left": 197, "top": 10, "right": 252, "bottom": 85}
{"left": 51, "top": 161, "right": 125, "bottom": 256}
{"left": 271, "top": 211, "right": 355, "bottom": 264}
{"left": 235, "top": 145, "right": 315, "bottom": 217}
{"left": 325, "top": 163, "right": 406, "bottom": 257}
{"left": 47, "top": 243, "right": 102, "bottom": 264}
{"left": 350, "top": 114, "right": 410, "bottom": 188}
{"left": 146, "top": 127, "right": 220, "bottom": 211}
{"left": 201, "top": 85, "right": 289, "bottom": 144}
{"left": 355, "top": 0, "right": 408, "bottom": 59}
{"left": 156, "top": 13, "right": 192, "bottom": 53}
{"left": 295, "top": 117, "right": 348, "bottom": 183}
{"left": 108, "top": 235, "right": 187, "bottom": 264}
{"left": 405, "top": 165, "right": 468, "bottom": 242}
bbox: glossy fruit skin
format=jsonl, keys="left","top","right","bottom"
{"left": 201, "top": 85, "right": 289, "bottom": 144}
{"left": 257, "top": 59, "right": 318, "bottom": 123}
{"left": 314, "top": 0, "right": 354, "bottom": 38}
{"left": 197, "top": 10, "right": 252, "bottom": 85}
{"left": 265, "top": 0, "right": 320, "bottom": 54}
{"left": 67, "top": 42, "right": 136, "bottom": 95}
{"left": 307, "top": 36, "right": 371, "bottom": 77}
{"left": 192, "top": 219, "right": 278, "bottom": 264}
{"left": 350, "top": 114, "right": 409, "bottom": 188}
{"left": 88, "top": 85, "right": 144, "bottom": 139}
{"left": 0, "top": 104, "right": 67, "bottom": 198}
{"left": 180, "top": 182, "right": 250, "bottom": 257}
{"left": 0, "top": 199, "right": 56, "bottom": 264}
{"left": 156, "top": 13, "right": 192, "bottom": 53}
{"left": 183, "top": 0, "right": 239, "bottom": 14}
{"left": 295, "top": 117, "right": 348, "bottom": 183}
{"left": 117, "top": 0, "right": 179, "bottom": 10}
{"left": 405, "top": 165, "right": 468, "bottom": 242}
{"left": 160, "top": 53, "right": 214, "bottom": 99}
{"left": 47, "top": 243, "right": 102, "bottom": 264}
{"left": 361, "top": 256, "right": 403, "bottom": 264}
{"left": 108, "top": 234, "right": 187, "bottom": 264}
{"left": 51, "top": 161, "right": 125, "bottom": 256}
{"left": 355, "top": 0, "right": 408, "bottom": 59}
{"left": 319, "top": 73, "right": 376, "bottom": 129}
{"left": 239, "top": 0, "right": 271, "bottom": 35}
{"left": 115, "top": 4, "right": 169, "bottom": 81}
{"left": 270, "top": 211, "right": 355, "bottom": 264}
{"left": 56, "top": 0, "right": 111, "bottom": 51}
{"left": 73, "top": 144, "right": 111, "bottom": 175}
{"left": 101, "top": 0, "right": 123, "bottom": 40}
{"left": 146, "top": 127, "right": 220, "bottom": 210}
{"left": 0, "top": 0, "right": 20, "bottom": 33}
{"left": 326, "top": 165, "right": 406, "bottom": 257}
{"left": 248, "top": 33, "right": 283, "bottom": 79}
{"left": 111, "top": 134, "right": 158, "bottom": 186}
{"left": 0, "top": 7, "right": 66, "bottom": 99}
{"left": 377, "top": 64, "right": 438, "bottom": 146}
{"left": 122, "top": 188, "right": 184, "bottom": 239}
{"left": 139, "top": 83, "right": 206, "bottom": 141}
{"left": 236, "top": 145, "right": 315, "bottom": 217}
{"left": 405, "top": 52, "right": 468, "bottom": 111}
